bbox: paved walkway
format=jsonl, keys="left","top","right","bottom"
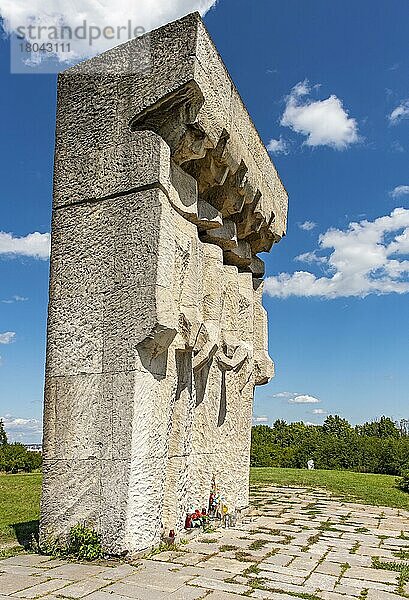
{"left": 1, "top": 486, "right": 409, "bottom": 600}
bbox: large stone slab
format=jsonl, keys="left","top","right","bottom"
{"left": 41, "top": 12, "right": 288, "bottom": 555}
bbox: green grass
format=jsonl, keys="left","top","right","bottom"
{"left": 250, "top": 467, "right": 409, "bottom": 511}
{"left": 0, "top": 472, "right": 42, "bottom": 551}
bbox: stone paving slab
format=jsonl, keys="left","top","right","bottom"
{"left": 2, "top": 485, "right": 409, "bottom": 600}
{"left": 346, "top": 565, "right": 399, "bottom": 584}
{"left": 118, "top": 570, "right": 195, "bottom": 592}
{"left": 95, "top": 583, "right": 170, "bottom": 599}
{"left": 13, "top": 578, "right": 73, "bottom": 598}
{"left": 39, "top": 564, "right": 111, "bottom": 580}
{"left": 0, "top": 564, "right": 45, "bottom": 576}
{"left": 51, "top": 578, "right": 110, "bottom": 598}
{"left": 95, "top": 564, "right": 139, "bottom": 581}
{"left": 0, "top": 555, "right": 53, "bottom": 567}
{"left": 0, "top": 573, "right": 49, "bottom": 594}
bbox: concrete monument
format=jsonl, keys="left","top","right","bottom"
{"left": 40, "top": 12, "right": 288, "bottom": 554}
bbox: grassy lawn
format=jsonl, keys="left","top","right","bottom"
{"left": 251, "top": 467, "right": 409, "bottom": 511}
{"left": 0, "top": 472, "right": 42, "bottom": 553}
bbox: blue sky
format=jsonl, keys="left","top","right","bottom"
{"left": 0, "top": 0, "right": 408, "bottom": 442}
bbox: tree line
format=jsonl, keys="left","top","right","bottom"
{"left": 0, "top": 419, "right": 42, "bottom": 473}
{"left": 251, "top": 415, "right": 409, "bottom": 476}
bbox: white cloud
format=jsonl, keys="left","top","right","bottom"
{"left": 288, "top": 395, "right": 321, "bottom": 404}
{"left": 0, "top": 332, "right": 15, "bottom": 344}
{"left": 389, "top": 100, "right": 409, "bottom": 124}
{"left": 1, "top": 415, "right": 42, "bottom": 443}
{"left": 280, "top": 80, "right": 359, "bottom": 149}
{"left": 0, "top": 1, "right": 218, "bottom": 63}
{"left": 267, "top": 137, "right": 290, "bottom": 155}
{"left": 271, "top": 391, "right": 298, "bottom": 398}
{"left": 312, "top": 408, "right": 327, "bottom": 415}
{"left": 299, "top": 221, "right": 317, "bottom": 231}
{"left": 0, "top": 231, "right": 50, "bottom": 259}
{"left": 295, "top": 251, "right": 328, "bottom": 265}
{"left": 390, "top": 185, "right": 409, "bottom": 198}
{"left": 265, "top": 208, "right": 409, "bottom": 299}
{"left": 2, "top": 295, "right": 29, "bottom": 304}
{"left": 253, "top": 415, "right": 269, "bottom": 425}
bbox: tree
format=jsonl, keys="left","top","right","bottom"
{"left": 357, "top": 417, "right": 400, "bottom": 439}
{"left": 322, "top": 415, "right": 352, "bottom": 438}
{"left": 0, "top": 419, "right": 7, "bottom": 445}
{"left": 0, "top": 443, "right": 42, "bottom": 473}
{"left": 250, "top": 415, "right": 409, "bottom": 475}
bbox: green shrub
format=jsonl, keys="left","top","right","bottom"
{"left": 68, "top": 523, "right": 103, "bottom": 560}
{"left": 0, "top": 444, "right": 42, "bottom": 473}
{"left": 397, "top": 471, "right": 409, "bottom": 493}
{"left": 40, "top": 523, "right": 103, "bottom": 561}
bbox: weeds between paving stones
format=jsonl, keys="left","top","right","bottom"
{"left": 302, "top": 503, "right": 317, "bottom": 511}
{"left": 198, "top": 551, "right": 218, "bottom": 562}
{"left": 246, "top": 577, "right": 269, "bottom": 591}
{"left": 235, "top": 550, "right": 256, "bottom": 562}
{"left": 203, "top": 527, "right": 217, "bottom": 534}
{"left": 340, "top": 511, "right": 352, "bottom": 523}
{"left": 400, "top": 531, "right": 409, "bottom": 541}
{"left": 302, "top": 533, "right": 321, "bottom": 552}
{"left": 372, "top": 556, "right": 409, "bottom": 595}
{"left": 302, "top": 549, "right": 331, "bottom": 584}
{"left": 248, "top": 529, "right": 264, "bottom": 535}
{"left": 201, "top": 538, "right": 218, "bottom": 544}
{"left": 219, "top": 544, "right": 238, "bottom": 552}
{"left": 394, "top": 549, "right": 409, "bottom": 560}
{"left": 337, "top": 562, "right": 351, "bottom": 584}
{"left": 248, "top": 539, "right": 268, "bottom": 550}
{"left": 264, "top": 548, "right": 280, "bottom": 559}
{"left": 277, "top": 533, "right": 295, "bottom": 545}
{"left": 355, "top": 527, "right": 369, "bottom": 533}
{"left": 359, "top": 590, "right": 369, "bottom": 599}
{"left": 243, "top": 563, "right": 261, "bottom": 576}
{"left": 376, "top": 512, "right": 386, "bottom": 528}
{"left": 250, "top": 526, "right": 282, "bottom": 535}
{"left": 350, "top": 541, "right": 360, "bottom": 554}
{"left": 251, "top": 585, "right": 322, "bottom": 600}
{"left": 143, "top": 541, "right": 188, "bottom": 559}
{"left": 319, "top": 520, "right": 341, "bottom": 532}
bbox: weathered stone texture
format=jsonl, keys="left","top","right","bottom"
{"left": 41, "top": 12, "right": 288, "bottom": 554}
